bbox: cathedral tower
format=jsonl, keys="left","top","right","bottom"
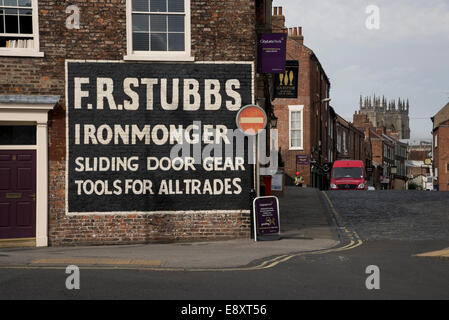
{"left": 358, "top": 94, "right": 410, "bottom": 139}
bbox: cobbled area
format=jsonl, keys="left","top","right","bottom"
{"left": 326, "top": 191, "right": 449, "bottom": 241}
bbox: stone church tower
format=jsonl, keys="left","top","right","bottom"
{"left": 357, "top": 94, "right": 410, "bottom": 139}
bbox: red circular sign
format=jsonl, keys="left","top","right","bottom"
{"left": 236, "top": 105, "right": 267, "bottom": 135}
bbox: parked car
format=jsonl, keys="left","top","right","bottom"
{"left": 330, "top": 160, "right": 367, "bottom": 191}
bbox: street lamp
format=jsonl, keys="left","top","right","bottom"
{"left": 270, "top": 113, "right": 278, "bottom": 128}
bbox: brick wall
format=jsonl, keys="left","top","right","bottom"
{"left": 272, "top": 10, "right": 331, "bottom": 187}
{"left": 273, "top": 26, "right": 313, "bottom": 185}
{"left": 49, "top": 160, "right": 251, "bottom": 246}
{"left": 0, "top": 0, "right": 258, "bottom": 245}
{"left": 434, "top": 123, "right": 449, "bottom": 191}
{"left": 371, "top": 138, "right": 383, "bottom": 166}
{"left": 408, "top": 166, "right": 429, "bottom": 178}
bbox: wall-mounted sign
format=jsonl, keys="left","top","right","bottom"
{"left": 257, "top": 33, "right": 287, "bottom": 74}
{"left": 253, "top": 196, "right": 280, "bottom": 241}
{"left": 271, "top": 170, "right": 284, "bottom": 192}
{"left": 274, "top": 60, "right": 299, "bottom": 99}
{"left": 296, "top": 155, "right": 310, "bottom": 165}
{"left": 66, "top": 61, "right": 253, "bottom": 214}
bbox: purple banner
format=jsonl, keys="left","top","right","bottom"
{"left": 257, "top": 34, "right": 287, "bottom": 74}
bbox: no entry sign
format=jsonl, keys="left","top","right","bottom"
{"left": 236, "top": 105, "right": 267, "bottom": 135}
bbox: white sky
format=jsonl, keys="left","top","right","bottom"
{"left": 273, "top": 0, "right": 449, "bottom": 141}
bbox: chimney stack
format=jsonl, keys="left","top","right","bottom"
{"left": 272, "top": 6, "right": 286, "bottom": 33}
{"left": 376, "top": 127, "right": 385, "bottom": 136}
{"left": 289, "top": 27, "right": 304, "bottom": 45}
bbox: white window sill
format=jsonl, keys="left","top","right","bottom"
{"left": 124, "top": 53, "right": 195, "bottom": 62}
{"left": 289, "top": 147, "right": 304, "bottom": 151}
{"left": 0, "top": 49, "right": 44, "bottom": 57}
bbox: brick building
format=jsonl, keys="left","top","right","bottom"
{"left": 406, "top": 142, "right": 432, "bottom": 187}
{"left": 335, "top": 115, "right": 350, "bottom": 160}
{"left": 432, "top": 102, "right": 449, "bottom": 191}
{"left": 336, "top": 115, "right": 372, "bottom": 182}
{"left": 336, "top": 115, "right": 370, "bottom": 162}
{"left": 406, "top": 142, "right": 432, "bottom": 190}
{"left": 0, "top": 0, "right": 275, "bottom": 246}
{"left": 383, "top": 133, "right": 407, "bottom": 190}
{"left": 354, "top": 112, "right": 409, "bottom": 189}
{"left": 271, "top": 7, "right": 332, "bottom": 189}
{"left": 364, "top": 127, "right": 397, "bottom": 189}
{"left": 327, "top": 106, "right": 337, "bottom": 171}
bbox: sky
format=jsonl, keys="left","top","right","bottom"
{"left": 273, "top": 0, "right": 449, "bottom": 142}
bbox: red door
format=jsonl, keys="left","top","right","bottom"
{"left": 0, "top": 150, "right": 36, "bottom": 239}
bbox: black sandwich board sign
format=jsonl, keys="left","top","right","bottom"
{"left": 253, "top": 196, "right": 280, "bottom": 241}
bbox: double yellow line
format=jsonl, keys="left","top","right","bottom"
{"left": 0, "top": 192, "right": 363, "bottom": 272}
{"left": 250, "top": 191, "right": 363, "bottom": 270}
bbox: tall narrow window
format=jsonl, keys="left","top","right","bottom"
{"left": 0, "top": 0, "right": 42, "bottom": 56}
{"left": 337, "top": 130, "right": 341, "bottom": 153}
{"left": 126, "top": 0, "right": 192, "bottom": 60}
{"left": 289, "top": 105, "right": 303, "bottom": 150}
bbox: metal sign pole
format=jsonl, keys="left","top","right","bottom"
{"left": 235, "top": 104, "right": 268, "bottom": 240}
{"left": 256, "top": 133, "right": 260, "bottom": 197}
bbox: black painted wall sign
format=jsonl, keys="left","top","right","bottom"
{"left": 66, "top": 61, "right": 253, "bottom": 214}
{"left": 274, "top": 60, "right": 299, "bottom": 99}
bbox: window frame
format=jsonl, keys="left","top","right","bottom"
{"left": 0, "top": 0, "right": 43, "bottom": 57}
{"left": 125, "top": 0, "right": 193, "bottom": 61}
{"left": 288, "top": 105, "right": 304, "bottom": 151}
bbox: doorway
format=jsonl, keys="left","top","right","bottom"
{"left": 0, "top": 150, "right": 37, "bottom": 239}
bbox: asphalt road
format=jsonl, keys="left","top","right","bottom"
{"left": 1, "top": 190, "right": 449, "bottom": 300}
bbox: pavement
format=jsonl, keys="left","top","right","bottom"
{"left": 0, "top": 187, "right": 340, "bottom": 270}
